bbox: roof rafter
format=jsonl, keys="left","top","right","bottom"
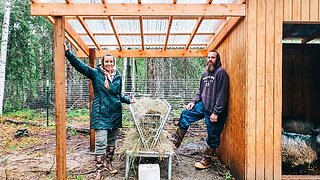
{"left": 185, "top": 0, "right": 213, "bottom": 50}
{"left": 108, "top": 16, "right": 123, "bottom": 50}
{"left": 31, "top": 3, "right": 246, "bottom": 17}
{"left": 65, "top": 0, "right": 73, "bottom": 3}
{"left": 207, "top": 16, "right": 244, "bottom": 50}
{"left": 138, "top": 0, "right": 144, "bottom": 50}
{"left": 139, "top": 16, "right": 144, "bottom": 50}
{"left": 77, "top": 16, "right": 101, "bottom": 50}
{"left": 185, "top": 17, "right": 204, "bottom": 50}
{"left": 46, "top": 16, "right": 89, "bottom": 56}
{"left": 76, "top": 49, "right": 208, "bottom": 58}
{"left": 207, "top": 0, "right": 246, "bottom": 51}
{"left": 163, "top": 16, "right": 173, "bottom": 50}
{"left": 87, "top": 43, "right": 206, "bottom": 47}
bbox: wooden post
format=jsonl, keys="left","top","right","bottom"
{"left": 89, "top": 48, "right": 96, "bottom": 152}
{"left": 54, "top": 16, "right": 66, "bottom": 180}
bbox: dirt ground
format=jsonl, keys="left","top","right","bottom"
{"left": 0, "top": 119, "right": 234, "bottom": 180}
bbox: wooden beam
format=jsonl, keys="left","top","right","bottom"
{"left": 77, "top": 16, "right": 101, "bottom": 50}
{"left": 87, "top": 43, "right": 207, "bottom": 46}
{"left": 31, "top": 3, "right": 246, "bottom": 17}
{"left": 46, "top": 16, "right": 89, "bottom": 57}
{"left": 108, "top": 16, "right": 123, "bottom": 50}
{"left": 163, "top": 16, "right": 173, "bottom": 50}
{"left": 185, "top": 17, "right": 204, "bottom": 49}
{"left": 89, "top": 48, "right": 96, "bottom": 152}
{"left": 54, "top": 16, "right": 66, "bottom": 180}
{"left": 139, "top": 16, "right": 144, "bottom": 50}
{"left": 68, "top": 16, "right": 226, "bottom": 20}
{"left": 79, "top": 32, "right": 214, "bottom": 36}
{"left": 76, "top": 49, "right": 208, "bottom": 58}
{"left": 206, "top": 16, "right": 243, "bottom": 50}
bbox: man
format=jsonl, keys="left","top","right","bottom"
{"left": 172, "top": 50, "right": 229, "bottom": 169}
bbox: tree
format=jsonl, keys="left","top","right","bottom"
{"left": 0, "top": 0, "right": 12, "bottom": 116}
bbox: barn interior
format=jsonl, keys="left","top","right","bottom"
{"left": 282, "top": 23, "right": 320, "bottom": 175}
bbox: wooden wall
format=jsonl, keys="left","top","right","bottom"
{"left": 244, "top": 0, "right": 283, "bottom": 179}
{"left": 217, "top": 19, "right": 246, "bottom": 180}
{"left": 283, "top": 44, "right": 320, "bottom": 127}
{"left": 283, "top": 0, "right": 320, "bottom": 22}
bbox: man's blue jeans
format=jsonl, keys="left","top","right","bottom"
{"left": 178, "top": 102, "right": 225, "bottom": 149}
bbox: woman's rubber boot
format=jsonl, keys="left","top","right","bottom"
{"left": 95, "top": 154, "right": 105, "bottom": 180}
{"left": 105, "top": 146, "right": 118, "bottom": 174}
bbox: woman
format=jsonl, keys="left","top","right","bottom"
{"left": 64, "top": 45, "right": 135, "bottom": 179}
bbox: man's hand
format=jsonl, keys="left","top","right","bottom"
{"left": 186, "top": 102, "right": 195, "bottom": 110}
{"left": 210, "top": 113, "right": 218, "bottom": 122}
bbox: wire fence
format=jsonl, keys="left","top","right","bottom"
{"left": 3, "top": 78, "right": 206, "bottom": 130}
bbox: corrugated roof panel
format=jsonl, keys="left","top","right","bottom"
{"left": 192, "top": 35, "right": 211, "bottom": 44}
{"left": 168, "top": 35, "right": 189, "bottom": 44}
{"left": 170, "top": 20, "right": 197, "bottom": 33}
{"left": 145, "top": 35, "right": 165, "bottom": 44}
{"left": 198, "top": 20, "right": 223, "bottom": 33}
{"left": 114, "top": 20, "right": 140, "bottom": 33}
{"left": 68, "top": 20, "right": 86, "bottom": 33}
{"left": 85, "top": 20, "right": 113, "bottom": 33}
{"left": 143, "top": 20, "right": 167, "bottom": 33}
{"left": 74, "top": 0, "right": 101, "bottom": 3}
{"left": 108, "top": 0, "right": 138, "bottom": 3}
{"left": 177, "top": 0, "right": 207, "bottom": 4}
{"left": 41, "top": 0, "right": 66, "bottom": 3}
{"left": 213, "top": 0, "right": 237, "bottom": 4}
{"left": 95, "top": 35, "right": 118, "bottom": 45}
{"left": 120, "top": 36, "right": 141, "bottom": 44}
{"left": 80, "top": 35, "right": 94, "bottom": 44}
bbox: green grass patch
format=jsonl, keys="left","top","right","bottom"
{"left": 3, "top": 109, "right": 45, "bottom": 121}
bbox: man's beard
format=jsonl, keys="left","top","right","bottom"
{"left": 206, "top": 62, "right": 215, "bottom": 73}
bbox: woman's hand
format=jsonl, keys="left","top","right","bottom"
{"left": 130, "top": 98, "right": 136, "bottom": 104}
{"left": 64, "top": 43, "right": 68, "bottom": 51}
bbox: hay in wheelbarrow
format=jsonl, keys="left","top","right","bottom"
{"left": 119, "top": 97, "right": 174, "bottom": 155}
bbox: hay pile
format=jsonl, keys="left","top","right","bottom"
{"left": 119, "top": 97, "right": 174, "bottom": 155}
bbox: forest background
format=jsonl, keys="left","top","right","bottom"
{"left": 0, "top": 0, "right": 206, "bottom": 118}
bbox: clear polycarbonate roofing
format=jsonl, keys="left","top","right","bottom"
{"left": 35, "top": 0, "right": 240, "bottom": 50}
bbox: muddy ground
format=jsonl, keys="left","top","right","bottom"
{"left": 0, "top": 119, "right": 234, "bottom": 180}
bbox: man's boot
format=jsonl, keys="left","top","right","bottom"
{"left": 104, "top": 146, "right": 118, "bottom": 174}
{"left": 171, "top": 128, "right": 188, "bottom": 149}
{"left": 194, "top": 147, "right": 215, "bottom": 169}
{"left": 95, "top": 154, "right": 105, "bottom": 180}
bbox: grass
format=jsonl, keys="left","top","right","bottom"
{"left": 3, "top": 109, "right": 45, "bottom": 121}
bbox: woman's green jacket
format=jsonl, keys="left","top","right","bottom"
{"left": 65, "top": 50, "right": 131, "bottom": 130}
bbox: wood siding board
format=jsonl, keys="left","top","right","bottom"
{"left": 284, "top": 0, "right": 293, "bottom": 21}
{"left": 246, "top": 0, "right": 257, "bottom": 179}
{"left": 54, "top": 16, "right": 67, "bottom": 180}
{"left": 301, "top": 0, "right": 310, "bottom": 21}
{"left": 256, "top": 0, "right": 266, "bottom": 178}
{"left": 273, "top": 1, "right": 283, "bottom": 178}
{"left": 292, "top": 0, "right": 302, "bottom": 21}
{"left": 265, "top": 0, "right": 275, "bottom": 179}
